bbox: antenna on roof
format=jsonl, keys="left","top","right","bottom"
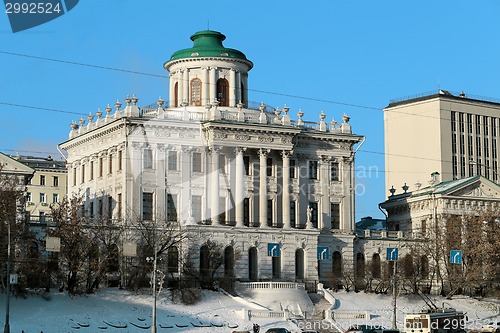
{"left": 207, "top": 20, "right": 210, "bottom": 30}
{"left": 437, "top": 76, "right": 440, "bottom": 90}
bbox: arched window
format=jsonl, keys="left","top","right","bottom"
{"left": 420, "top": 255, "right": 429, "bottom": 279}
{"left": 167, "top": 246, "right": 179, "bottom": 273}
{"left": 372, "top": 253, "right": 381, "bottom": 278}
{"left": 240, "top": 81, "right": 245, "bottom": 104}
{"left": 190, "top": 78, "right": 202, "bottom": 106}
{"left": 224, "top": 246, "right": 235, "bottom": 277}
{"left": 332, "top": 251, "right": 342, "bottom": 278}
{"left": 217, "top": 78, "right": 229, "bottom": 106}
{"left": 174, "top": 82, "right": 179, "bottom": 107}
{"left": 356, "top": 253, "right": 365, "bottom": 279}
{"left": 248, "top": 247, "right": 258, "bottom": 281}
{"left": 295, "top": 249, "right": 305, "bottom": 280}
{"left": 200, "top": 245, "right": 209, "bottom": 277}
{"left": 107, "top": 244, "right": 119, "bottom": 272}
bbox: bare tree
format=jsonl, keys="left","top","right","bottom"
{"left": 125, "top": 214, "right": 188, "bottom": 291}
{"left": 0, "top": 164, "right": 36, "bottom": 295}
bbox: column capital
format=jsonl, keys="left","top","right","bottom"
{"left": 321, "top": 155, "right": 333, "bottom": 163}
{"left": 235, "top": 147, "right": 247, "bottom": 155}
{"left": 209, "top": 145, "right": 222, "bottom": 154}
{"left": 281, "top": 150, "right": 293, "bottom": 159}
{"left": 259, "top": 148, "right": 271, "bottom": 157}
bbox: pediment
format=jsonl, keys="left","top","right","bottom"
{"left": 0, "top": 153, "right": 34, "bottom": 175}
{"left": 448, "top": 178, "right": 500, "bottom": 199}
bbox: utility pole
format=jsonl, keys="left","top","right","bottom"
{"left": 392, "top": 260, "right": 397, "bottom": 330}
{"left": 4, "top": 220, "right": 11, "bottom": 333}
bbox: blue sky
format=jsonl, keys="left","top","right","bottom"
{"left": 1, "top": 0, "right": 500, "bottom": 219}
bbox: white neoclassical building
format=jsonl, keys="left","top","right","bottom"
{"left": 59, "top": 30, "right": 364, "bottom": 285}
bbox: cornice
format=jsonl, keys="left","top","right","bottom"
{"left": 60, "top": 120, "right": 126, "bottom": 151}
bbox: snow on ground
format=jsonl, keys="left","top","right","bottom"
{"left": 329, "top": 290, "right": 500, "bottom": 332}
{"left": 0, "top": 288, "right": 498, "bottom": 333}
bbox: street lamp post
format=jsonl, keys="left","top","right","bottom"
{"left": 147, "top": 246, "right": 158, "bottom": 333}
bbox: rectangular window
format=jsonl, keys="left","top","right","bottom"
{"left": 118, "top": 150, "right": 123, "bottom": 171}
{"left": 219, "top": 154, "right": 226, "bottom": 174}
{"left": 109, "top": 154, "right": 113, "bottom": 174}
{"left": 492, "top": 117, "right": 497, "bottom": 137}
{"left": 108, "top": 196, "right": 113, "bottom": 220}
{"left": 81, "top": 164, "right": 85, "bottom": 183}
{"left": 40, "top": 193, "right": 46, "bottom": 203}
{"left": 142, "top": 192, "right": 153, "bottom": 220}
{"left": 458, "top": 112, "right": 464, "bottom": 133}
{"left": 98, "top": 198, "right": 103, "bottom": 217}
{"left": 309, "top": 161, "right": 318, "bottom": 179}
{"left": 168, "top": 151, "right": 177, "bottom": 171}
{"left": 144, "top": 149, "right": 153, "bottom": 170}
{"left": 27, "top": 192, "right": 32, "bottom": 202}
{"left": 52, "top": 193, "right": 59, "bottom": 203}
{"left": 73, "top": 168, "right": 77, "bottom": 186}
{"left": 89, "top": 201, "right": 94, "bottom": 218}
{"left": 267, "top": 199, "right": 273, "bottom": 227}
{"left": 331, "top": 203, "right": 340, "bottom": 229}
{"left": 192, "top": 152, "right": 202, "bottom": 173}
{"left": 467, "top": 113, "right": 473, "bottom": 133}
{"left": 192, "top": 195, "right": 202, "bottom": 223}
{"left": 53, "top": 176, "right": 59, "bottom": 187}
{"left": 484, "top": 116, "right": 489, "bottom": 136}
{"left": 266, "top": 157, "right": 273, "bottom": 176}
{"left": 243, "top": 198, "right": 250, "bottom": 226}
{"left": 243, "top": 156, "right": 250, "bottom": 175}
{"left": 219, "top": 197, "right": 226, "bottom": 224}
{"left": 331, "top": 161, "right": 340, "bottom": 181}
{"left": 40, "top": 175, "right": 45, "bottom": 186}
{"left": 166, "top": 194, "right": 177, "bottom": 222}
{"left": 99, "top": 157, "right": 103, "bottom": 177}
{"left": 90, "top": 161, "right": 94, "bottom": 180}
{"left": 309, "top": 201, "right": 318, "bottom": 228}
{"left": 289, "top": 159, "right": 296, "bottom": 179}
{"left": 117, "top": 193, "right": 122, "bottom": 220}
{"left": 290, "top": 201, "right": 296, "bottom": 228}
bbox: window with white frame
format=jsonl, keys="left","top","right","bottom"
{"left": 143, "top": 149, "right": 153, "bottom": 170}
{"left": 168, "top": 151, "right": 177, "bottom": 171}
{"left": 192, "top": 152, "right": 202, "bottom": 173}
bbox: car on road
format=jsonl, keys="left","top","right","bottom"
{"left": 301, "top": 330, "right": 320, "bottom": 333}
{"left": 481, "top": 321, "right": 500, "bottom": 333}
{"left": 232, "top": 330, "right": 251, "bottom": 333}
{"left": 265, "top": 328, "right": 292, "bottom": 333}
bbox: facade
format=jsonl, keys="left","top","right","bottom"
{"left": 0, "top": 153, "right": 35, "bottom": 223}
{"left": 59, "top": 30, "right": 364, "bottom": 284}
{"left": 377, "top": 175, "right": 500, "bottom": 294}
{"left": 384, "top": 90, "right": 500, "bottom": 196}
{"left": 11, "top": 155, "right": 67, "bottom": 224}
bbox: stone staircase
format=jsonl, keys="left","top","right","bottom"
{"left": 308, "top": 292, "right": 333, "bottom": 320}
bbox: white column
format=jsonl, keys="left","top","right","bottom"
{"left": 320, "top": 156, "right": 331, "bottom": 230}
{"left": 341, "top": 156, "right": 353, "bottom": 231}
{"left": 177, "top": 70, "right": 183, "bottom": 106}
{"left": 210, "top": 146, "right": 220, "bottom": 225}
{"left": 168, "top": 73, "right": 175, "bottom": 108}
{"left": 281, "top": 151, "right": 291, "bottom": 229}
{"left": 236, "top": 70, "right": 242, "bottom": 104}
{"left": 235, "top": 147, "right": 246, "bottom": 227}
{"left": 210, "top": 67, "right": 217, "bottom": 104}
{"left": 182, "top": 69, "right": 189, "bottom": 105}
{"left": 259, "top": 149, "right": 268, "bottom": 228}
{"left": 202, "top": 67, "right": 210, "bottom": 106}
{"left": 229, "top": 68, "right": 236, "bottom": 107}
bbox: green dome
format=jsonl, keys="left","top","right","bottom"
{"left": 166, "top": 30, "right": 251, "bottom": 63}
